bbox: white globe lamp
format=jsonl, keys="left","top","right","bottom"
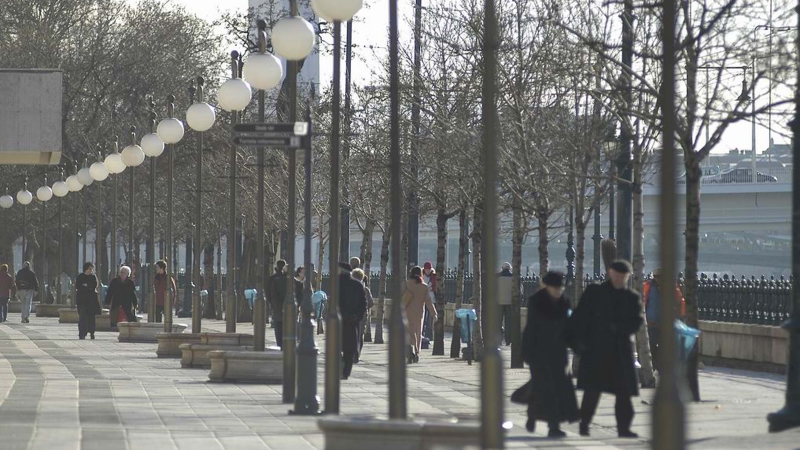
{"left": 157, "top": 118, "right": 185, "bottom": 144}
{"left": 217, "top": 78, "right": 252, "bottom": 112}
{"left": 36, "top": 185, "right": 53, "bottom": 202}
{"left": 17, "top": 189, "right": 33, "bottom": 206}
{"left": 141, "top": 133, "right": 165, "bottom": 157}
{"left": 186, "top": 102, "right": 216, "bottom": 132}
{"left": 272, "top": 16, "right": 315, "bottom": 61}
{"left": 312, "top": 0, "right": 363, "bottom": 21}
{"left": 121, "top": 144, "right": 145, "bottom": 167}
{"left": 66, "top": 175, "right": 84, "bottom": 192}
{"left": 90, "top": 162, "right": 109, "bottom": 181}
{"left": 243, "top": 53, "right": 283, "bottom": 90}
{"left": 105, "top": 153, "right": 126, "bottom": 174}
{"left": 53, "top": 181, "right": 69, "bottom": 198}
{"left": 0, "top": 195, "right": 12, "bottom": 209}
{"left": 78, "top": 167, "right": 94, "bottom": 186}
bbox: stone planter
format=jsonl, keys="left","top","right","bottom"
{"left": 317, "top": 416, "right": 481, "bottom": 450}
{"left": 118, "top": 322, "right": 188, "bottom": 343}
{"left": 199, "top": 332, "right": 253, "bottom": 346}
{"left": 207, "top": 347, "right": 283, "bottom": 383}
{"left": 180, "top": 343, "right": 252, "bottom": 368}
{"left": 59, "top": 308, "right": 112, "bottom": 327}
{"left": 156, "top": 332, "right": 202, "bottom": 358}
{"left": 36, "top": 303, "right": 63, "bottom": 317}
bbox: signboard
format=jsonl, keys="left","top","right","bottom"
{"left": 233, "top": 122, "right": 308, "bottom": 136}
{"left": 232, "top": 136, "right": 302, "bottom": 148}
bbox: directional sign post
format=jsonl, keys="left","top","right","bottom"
{"left": 233, "top": 122, "right": 309, "bottom": 135}
{"left": 232, "top": 136, "right": 302, "bottom": 148}
{"left": 231, "top": 122, "right": 308, "bottom": 148}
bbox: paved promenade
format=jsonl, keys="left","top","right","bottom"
{"left": 0, "top": 313, "right": 798, "bottom": 449}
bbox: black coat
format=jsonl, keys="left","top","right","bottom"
{"left": 520, "top": 289, "right": 579, "bottom": 423}
{"left": 269, "top": 272, "right": 287, "bottom": 322}
{"left": 569, "top": 281, "right": 643, "bottom": 396}
{"left": 15, "top": 267, "right": 39, "bottom": 291}
{"left": 338, "top": 273, "right": 367, "bottom": 322}
{"left": 105, "top": 277, "right": 138, "bottom": 323}
{"left": 76, "top": 273, "right": 101, "bottom": 316}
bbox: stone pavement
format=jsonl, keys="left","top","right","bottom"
{"left": 0, "top": 313, "right": 798, "bottom": 450}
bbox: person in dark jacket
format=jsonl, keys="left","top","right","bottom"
{"left": 153, "top": 260, "right": 177, "bottom": 323}
{"left": 569, "top": 260, "right": 643, "bottom": 438}
{"left": 294, "top": 266, "right": 305, "bottom": 307}
{"left": 76, "top": 262, "right": 101, "bottom": 340}
{"left": 15, "top": 261, "right": 39, "bottom": 323}
{"left": 520, "top": 271, "right": 579, "bottom": 437}
{"left": 0, "top": 264, "right": 15, "bottom": 323}
{"left": 105, "top": 266, "right": 138, "bottom": 328}
{"left": 269, "top": 260, "right": 288, "bottom": 348}
{"left": 338, "top": 262, "right": 367, "bottom": 379}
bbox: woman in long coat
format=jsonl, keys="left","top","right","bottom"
{"left": 106, "top": 266, "right": 138, "bottom": 328}
{"left": 403, "top": 266, "right": 437, "bottom": 364}
{"left": 520, "top": 271, "right": 579, "bottom": 437}
{"left": 76, "top": 262, "right": 101, "bottom": 339}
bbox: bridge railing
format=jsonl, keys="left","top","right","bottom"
{"left": 695, "top": 274, "right": 792, "bottom": 326}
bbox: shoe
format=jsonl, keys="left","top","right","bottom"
{"left": 79, "top": 336, "right": 85, "bottom": 340}
{"left": 547, "top": 428, "right": 566, "bottom": 438}
{"left": 413, "top": 354, "right": 419, "bottom": 363}
{"left": 579, "top": 422, "right": 590, "bottom": 436}
{"left": 90, "top": 334, "right": 95, "bottom": 340}
{"left": 525, "top": 419, "right": 536, "bottom": 433}
{"left": 618, "top": 430, "right": 639, "bottom": 438}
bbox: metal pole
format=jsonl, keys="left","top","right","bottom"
{"left": 752, "top": 52, "right": 758, "bottom": 184}
{"left": 164, "top": 95, "right": 176, "bottom": 333}
{"left": 112, "top": 137, "right": 119, "bottom": 281}
{"left": 58, "top": 172, "right": 63, "bottom": 304}
{"left": 227, "top": 51, "right": 240, "bottom": 333}
{"left": 408, "top": 0, "right": 422, "bottom": 268}
{"left": 766, "top": 0, "right": 800, "bottom": 432}
{"left": 129, "top": 126, "right": 136, "bottom": 268}
{"left": 566, "top": 204, "right": 575, "bottom": 290}
{"left": 148, "top": 105, "right": 157, "bottom": 323}
{"left": 82, "top": 160, "right": 88, "bottom": 274}
{"left": 94, "top": 151, "right": 103, "bottom": 284}
{"left": 593, "top": 205, "right": 602, "bottom": 278}
{"left": 191, "top": 78, "right": 204, "bottom": 334}
{"left": 340, "top": 19, "right": 353, "bottom": 262}
{"left": 22, "top": 178, "right": 27, "bottom": 264}
{"left": 41, "top": 176, "right": 48, "bottom": 305}
{"left": 616, "top": 0, "right": 634, "bottom": 263}
{"left": 283, "top": 0, "right": 300, "bottom": 405}
{"left": 652, "top": 0, "right": 684, "bottom": 445}
{"left": 388, "top": 0, "right": 407, "bottom": 420}
{"left": 481, "top": 0, "right": 504, "bottom": 447}
{"left": 293, "top": 105, "right": 320, "bottom": 415}
{"left": 324, "top": 19, "right": 343, "bottom": 415}
{"left": 254, "top": 23, "right": 268, "bottom": 352}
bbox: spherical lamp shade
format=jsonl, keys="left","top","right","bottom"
{"left": 53, "top": 181, "right": 69, "bottom": 198}
{"left": 36, "top": 186, "right": 53, "bottom": 202}
{"left": 186, "top": 102, "right": 216, "bottom": 132}
{"left": 272, "top": 16, "right": 315, "bottom": 61}
{"left": 66, "top": 175, "right": 84, "bottom": 192}
{"left": 217, "top": 78, "right": 253, "bottom": 112}
{"left": 104, "top": 153, "right": 126, "bottom": 174}
{"left": 157, "top": 118, "right": 185, "bottom": 144}
{"left": 141, "top": 133, "right": 165, "bottom": 157}
{"left": 0, "top": 195, "right": 13, "bottom": 209}
{"left": 313, "top": 0, "right": 363, "bottom": 21}
{"left": 121, "top": 144, "right": 145, "bottom": 167}
{"left": 17, "top": 190, "right": 33, "bottom": 206}
{"left": 78, "top": 167, "right": 94, "bottom": 186}
{"left": 90, "top": 162, "right": 109, "bottom": 181}
{"left": 243, "top": 53, "right": 283, "bottom": 90}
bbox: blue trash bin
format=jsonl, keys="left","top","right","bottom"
{"left": 674, "top": 319, "right": 701, "bottom": 362}
{"left": 455, "top": 308, "right": 477, "bottom": 364}
{"left": 244, "top": 289, "right": 257, "bottom": 309}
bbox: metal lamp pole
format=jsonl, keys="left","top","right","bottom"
{"left": 227, "top": 51, "right": 240, "bottom": 333}
{"left": 254, "top": 20, "right": 268, "bottom": 353}
{"left": 41, "top": 175, "right": 48, "bottom": 304}
{"left": 190, "top": 78, "right": 206, "bottom": 334}
{"left": 128, "top": 126, "right": 137, "bottom": 267}
{"left": 616, "top": 0, "right": 634, "bottom": 263}
{"left": 164, "top": 95, "right": 177, "bottom": 333}
{"left": 148, "top": 104, "right": 158, "bottom": 323}
{"left": 94, "top": 150, "right": 103, "bottom": 284}
{"left": 58, "top": 170, "right": 64, "bottom": 304}
{"left": 566, "top": 203, "right": 576, "bottom": 294}
{"left": 766, "top": 0, "right": 800, "bottom": 432}
{"left": 111, "top": 137, "right": 119, "bottom": 281}
{"left": 22, "top": 178, "right": 28, "bottom": 263}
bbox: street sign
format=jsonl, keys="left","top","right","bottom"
{"left": 232, "top": 136, "right": 302, "bottom": 148}
{"left": 233, "top": 122, "right": 309, "bottom": 136}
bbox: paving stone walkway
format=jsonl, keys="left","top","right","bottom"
{"left": 0, "top": 313, "right": 798, "bottom": 449}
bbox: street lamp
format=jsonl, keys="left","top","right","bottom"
{"left": 0, "top": 188, "right": 13, "bottom": 209}
{"left": 123, "top": 126, "right": 145, "bottom": 271}
{"left": 157, "top": 95, "right": 184, "bottom": 332}
{"left": 186, "top": 77, "right": 215, "bottom": 333}
{"left": 142, "top": 101, "right": 165, "bottom": 323}
{"left": 273, "top": 3, "right": 315, "bottom": 406}
{"left": 90, "top": 150, "right": 108, "bottom": 282}
{"left": 54, "top": 170, "right": 68, "bottom": 304}
{"left": 106, "top": 137, "right": 125, "bottom": 280}
{"left": 312, "top": 0, "right": 363, "bottom": 415}
{"left": 37, "top": 177, "right": 53, "bottom": 304}
{"left": 17, "top": 181, "right": 32, "bottom": 263}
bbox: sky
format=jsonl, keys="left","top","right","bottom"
{"left": 143, "top": 0, "right": 790, "bottom": 158}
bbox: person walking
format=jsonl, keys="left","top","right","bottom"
{"left": 76, "top": 262, "right": 101, "bottom": 340}
{"left": 351, "top": 268, "right": 374, "bottom": 363}
{"left": 643, "top": 267, "right": 685, "bottom": 370}
{"left": 0, "top": 264, "right": 16, "bottom": 323}
{"left": 569, "top": 260, "right": 643, "bottom": 438}
{"left": 403, "top": 266, "right": 437, "bottom": 364}
{"left": 15, "top": 261, "right": 39, "bottom": 323}
{"left": 338, "top": 262, "right": 367, "bottom": 380}
{"left": 520, "top": 271, "right": 579, "bottom": 437}
{"left": 269, "top": 260, "right": 288, "bottom": 348}
{"left": 496, "top": 262, "right": 516, "bottom": 346}
{"left": 421, "top": 262, "right": 437, "bottom": 342}
{"left": 153, "top": 260, "right": 176, "bottom": 323}
{"left": 106, "top": 266, "right": 138, "bottom": 328}
{"left": 294, "top": 266, "right": 305, "bottom": 307}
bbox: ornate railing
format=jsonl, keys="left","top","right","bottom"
{"left": 696, "top": 274, "right": 792, "bottom": 326}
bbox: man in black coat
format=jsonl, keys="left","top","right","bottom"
{"left": 268, "top": 260, "right": 288, "bottom": 348}
{"left": 569, "top": 260, "right": 643, "bottom": 438}
{"left": 338, "top": 262, "right": 367, "bottom": 380}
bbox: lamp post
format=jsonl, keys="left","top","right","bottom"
{"left": 122, "top": 126, "right": 145, "bottom": 269}
{"left": 76, "top": 159, "right": 93, "bottom": 274}
{"left": 67, "top": 164, "right": 84, "bottom": 301}
{"left": 186, "top": 76, "right": 216, "bottom": 333}
{"left": 157, "top": 95, "right": 185, "bottom": 332}
{"left": 17, "top": 180, "right": 32, "bottom": 265}
{"left": 53, "top": 170, "right": 69, "bottom": 304}
{"left": 37, "top": 177, "right": 53, "bottom": 304}
{"left": 617, "top": 0, "right": 634, "bottom": 264}
{"left": 566, "top": 201, "right": 575, "bottom": 293}
{"left": 90, "top": 148, "right": 109, "bottom": 282}
{"left": 106, "top": 137, "right": 126, "bottom": 279}
{"left": 766, "top": 2, "right": 800, "bottom": 432}
{"left": 142, "top": 102, "right": 166, "bottom": 322}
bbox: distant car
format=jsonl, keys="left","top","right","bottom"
{"left": 718, "top": 168, "right": 778, "bottom": 183}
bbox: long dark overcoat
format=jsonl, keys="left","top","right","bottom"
{"left": 520, "top": 289, "right": 579, "bottom": 423}
{"left": 569, "top": 281, "right": 643, "bottom": 396}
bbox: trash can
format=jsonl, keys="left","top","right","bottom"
{"left": 244, "top": 289, "right": 257, "bottom": 310}
{"left": 200, "top": 289, "right": 208, "bottom": 313}
{"left": 675, "top": 319, "right": 701, "bottom": 362}
{"left": 455, "top": 308, "right": 477, "bottom": 364}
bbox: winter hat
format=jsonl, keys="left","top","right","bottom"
{"left": 423, "top": 262, "right": 433, "bottom": 270}
{"left": 542, "top": 271, "right": 566, "bottom": 287}
{"left": 610, "top": 260, "right": 633, "bottom": 274}
{"left": 501, "top": 262, "right": 512, "bottom": 270}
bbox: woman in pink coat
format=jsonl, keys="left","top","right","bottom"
{"left": 403, "top": 266, "right": 437, "bottom": 363}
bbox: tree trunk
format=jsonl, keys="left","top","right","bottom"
{"left": 317, "top": 212, "right": 326, "bottom": 293}
{"left": 264, "top": 230, "right": 275, "bottom": 325}
{"left": 633, "top": 143, "right": 655, "bottom": 388}
{"left": 361, "top": 219, "right": 375, "bottom": 342}
{"left": 236, "top": 234, "right": 255, "bottom": 323}
{"left": 216, "top": 235, "right": 223, "bottom": 320}
{"left": 374, "top": 225, "right": 390, "bottom": 344}
{"left": 471, "top": 202, "right": 484, "bottom": 361}
{"left": 537, "top": 208, "right": 550, "bottom": 277}
{"left": 432, "top": 207, "right": 448, "bottom": 356}
{"left": 575, "top": 213, "right": 587, "bottom": 301}
{"left": 203, "top": 243, "right": 216, "bottom": 319}
{"left": 684, "top": 157, "right": 702, "bottom": 401}
{"left": 510, "top": 199, "right": 524, "bottom": 368}
{"left": 450, "top": 208, "right": 468, "bottom": 358}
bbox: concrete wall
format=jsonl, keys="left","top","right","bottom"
{"left": 697, "top": 321, "right": 788, "bottom": 368}
{"left": 0, "top": 69, "right": 62, "bottom": 164}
